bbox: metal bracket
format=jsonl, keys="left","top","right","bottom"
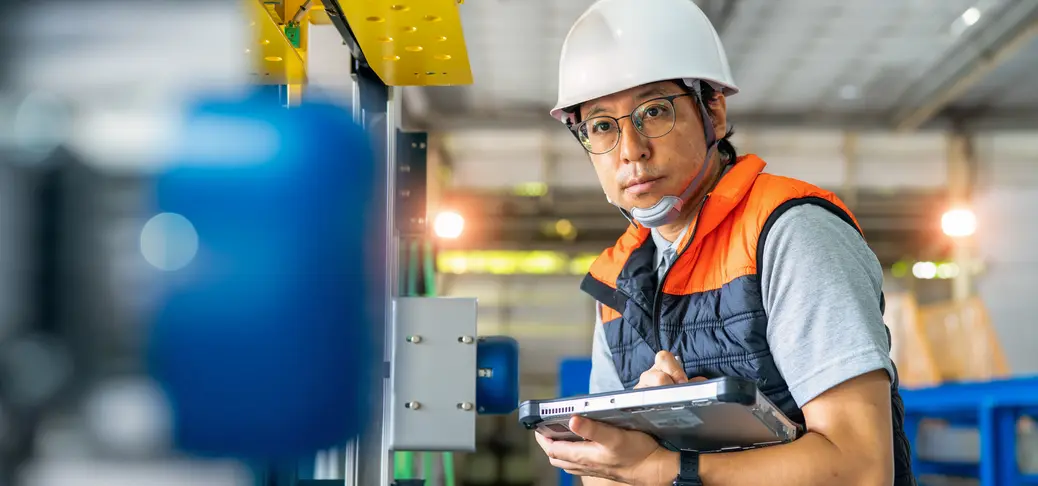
{"left": 317, "top": 0, "right": 365, "bottom": 60}
{"left": 395, "top": 131, "right": 428, "bottom": 236}
{"left": 390, "top": 297, "right": 477, "bottom": 452}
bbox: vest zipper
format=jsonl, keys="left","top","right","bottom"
{"left": 650, "top": 195, "right": 710, "bottom": 352}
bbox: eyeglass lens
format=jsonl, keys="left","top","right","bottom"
{"left": 577, "top": 97, "right": 678, "bottom": 154}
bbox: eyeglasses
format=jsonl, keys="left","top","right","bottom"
{"left": 571, "top": 93, "right": 694, "bottom": 155}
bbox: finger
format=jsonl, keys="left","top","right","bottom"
{"left": 560, "top": 466, "right": 622, "bottom": 485}
{"left": 635, "top": 369, "right": 674, "bottom": 389}
{"left": 553, "top": 459, "right": 591, "bottom": 475}
{"left": 689, "top": 376, "right": 708, "bottom": 382}
{"left": 560, "top": 465, "right": 612, "bottom": 480}
{"left": 569, "top": 415, "right": 626, "bottom": 450}
{"left": 546, "top": 431, "right": 607, "bottom": 464}
{"left": 636, "top": 370, "right": 673, "bottom": 389}
{"left": 547, "top": 456, "right": 585, "bottom": 471}
{"left": 562, "top": 467, "right": 620, "bottom": 483}
{"left": 654, "top": 351, "right": 688, "bottom": 384}
{"left": 534, "top": 431, "right": 554, "bottom": 451}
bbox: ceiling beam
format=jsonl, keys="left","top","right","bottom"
{"left": 891, "top": 2, "right": 1038, "bottom": 132}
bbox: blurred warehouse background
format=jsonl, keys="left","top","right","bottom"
{"left": 1, "top": 0, "right": 1037, "bottom": 485}
{"left": 410, "top": 1, "right": 1038, "bottom": 484}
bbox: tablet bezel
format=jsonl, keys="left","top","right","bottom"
{"left": 518, "top": 377, "right": 801, "bottom": 452}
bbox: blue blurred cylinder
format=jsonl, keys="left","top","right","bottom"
{"left": 146, "top": 89, "right": 379, "bottom": 460}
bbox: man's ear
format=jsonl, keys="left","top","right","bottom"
{"left": 707, "top": 93, "right": 728, "bottom": 142}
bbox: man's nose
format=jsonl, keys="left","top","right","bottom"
{"left": 618, "top": 118, "right": 649, "bottom": 162}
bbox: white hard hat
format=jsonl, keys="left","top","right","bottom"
{"left": 550, "top": 0, "right": 739, "bottom": 124}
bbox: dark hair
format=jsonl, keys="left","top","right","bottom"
{"left": 691, "top": 81, "right": 738, "bottom": 164}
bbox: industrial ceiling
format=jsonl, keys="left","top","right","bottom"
{"left": 405, "top": 0, "right": 1038, "bottom": 131}
{"left": 409, "top": 0, "right": 1038, "bottom": 386}
{"left": 407, "top": 0, "right": 1038, "bottom": 264}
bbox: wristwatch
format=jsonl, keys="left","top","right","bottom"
{"left": 673, "top": 450, "right": 703, "bottom": 486}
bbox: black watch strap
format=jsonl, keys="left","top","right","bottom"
{"left": 673, "top": 450, "right": 703, "bottom": 486}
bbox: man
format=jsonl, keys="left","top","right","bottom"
{"left": 533, "top": 0, "right": 915, "bottom": 485}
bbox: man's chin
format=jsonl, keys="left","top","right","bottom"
{"left": 623, "top": 193, "right": 667, "bottom": 209}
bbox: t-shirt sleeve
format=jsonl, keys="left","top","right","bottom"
{"left": 589, "top": 302, "right": 625, "bottom": 393}
{"left": 761, "top": 204, "right": 894, "bottom": 407}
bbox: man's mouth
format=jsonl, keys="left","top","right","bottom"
{"left": 624, "top": 176, "right": 664, "bottom": 195}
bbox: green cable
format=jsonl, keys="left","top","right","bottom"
{"left": 406, "top": 238, "right": 420, "bottom": 296}
{"left": 442, "top": 452, "right": 456, "bottom": 486}
{"left": 395, "top": 239, "right": 421, "bottom": 480}
{"left": 394, "top": 452, "right": 415, "bottom": 479}
{"left": 422, "top": 452, "right": 435, "bottom": 484}
{"left": 423, "top": 239, "right": 437, "bottom": 296}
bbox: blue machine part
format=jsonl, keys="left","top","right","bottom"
{"left": 476, "top": 336, "right": 520, "bottom": 415}
{"left": 146, "top": 89, "right": 379, "bottom": 460}
{"left": 557, "top": 358, "right": 593, "bottom": 486}
{"left": 900, "top": 376, "right": 1038, "bottom": 485}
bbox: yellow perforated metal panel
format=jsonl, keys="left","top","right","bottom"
{"left": 340, "top": 0, "right": 473, "bottom": 86}
{"left": 247, "top": 0, "right": 307, "bottom": 85}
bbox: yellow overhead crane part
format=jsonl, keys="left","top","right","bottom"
{"left": 247, "top": 0, "right": 308, "bottom": 85}
{"left": 246, "top": 0, "right": 471, "bottom": 87}
{"left": 340, "top": 0, "right": 474, "bottom": 86}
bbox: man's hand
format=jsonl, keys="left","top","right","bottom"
{"left": 535, "top": 416, "right": 677, "bottom": 485}
{"left": 634, "top": 351, "right": 706, "bottom": 389}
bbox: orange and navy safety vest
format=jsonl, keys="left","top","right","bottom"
{"left": 580, "top": 154, "right": 914, "bottom": 483}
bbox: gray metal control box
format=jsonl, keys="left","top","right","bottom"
{"left": 390, "top": 297, "right": 478, "bottom": 451}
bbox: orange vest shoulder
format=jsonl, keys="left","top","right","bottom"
{"left": 586, "top": 223, "right": 649, "bottom": 291}
{"left": 587, "top": 155, "right": 860, "bottom": 296}
{"left": 662, "top": 170, "right": 858, "bottom": 295}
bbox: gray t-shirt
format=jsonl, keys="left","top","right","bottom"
{"left": 589, "top": 204, "right": 894, "bottom": 408}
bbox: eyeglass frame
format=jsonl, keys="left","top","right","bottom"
{"left": 567, "top": 92, "right": 697, "bottom": 155}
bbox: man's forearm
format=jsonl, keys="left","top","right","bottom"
{"left": 695, "top": 432, "right": 886, "bottom": 486}
{"left": 581, "top": 433, "right": 883, "bottom": 486}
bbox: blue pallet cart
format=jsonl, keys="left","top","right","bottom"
{"left": 901, "top": 376, "right": 1038, "bottom": 485}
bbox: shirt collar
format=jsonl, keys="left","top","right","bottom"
{"left": 650, "top": 225, "right": 683, "bottom": 253}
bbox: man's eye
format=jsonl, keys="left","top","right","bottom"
{"left": 592, "top": 121, "right": 614, "bottom": 133}
{"left": 642, "top": 104, "right": 668, "bottom": 118}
